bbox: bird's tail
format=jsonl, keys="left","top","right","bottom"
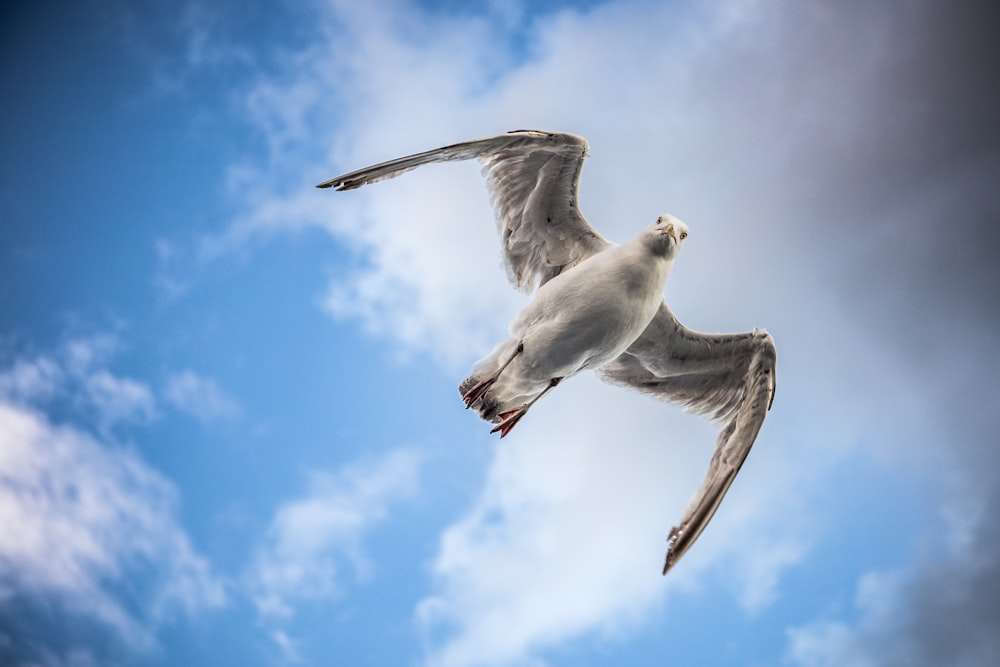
{"left": 458, "top": 338, "right": 527, "bottom": 423}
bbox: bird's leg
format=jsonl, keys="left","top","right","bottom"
{"left": 462, "top": 342, "right": 524, "bottom": 408}
{"left": 490, "top": 376, "right": 563, "bottom": 438}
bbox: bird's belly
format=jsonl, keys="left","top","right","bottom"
{"left": 518, "top": 293, "right": 659, "bottom": 381}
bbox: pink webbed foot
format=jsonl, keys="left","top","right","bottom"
{"left": 490, "top": 407, "right": 527, "bottom": 438}
{"left": 461, "top": 342, "right": 524, "bottom": 410}
{"left": 462, "top": 377, "right": 496, "bottom": 409}
{"left": 487, "top": 376, "right": 563, "bottom": 439}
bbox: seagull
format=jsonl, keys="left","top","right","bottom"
{"left": 317, "top": 130, "right": 777, "bottom": 575}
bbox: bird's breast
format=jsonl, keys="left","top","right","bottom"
{"left": 513, "top": 250, "right": 670, "bottom": 378}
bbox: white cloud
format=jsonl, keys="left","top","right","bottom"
{"left": 84, "top": 370, "right": 156, "bottom": 429}
{"left": 735, "top": 537, "right": 808, "bottom": 615}
{"left": 1, "top": 336, "right": 157, "bottom": 433}
{"left": 0, "top": 356, "right": 63, "bottom": 404}
{"left": 0, "top": 400, "right": 225, "bottom": 649}
{"left": 785, "top": 489, "right": 1000, "bottom": 667}
{"left": 153, "top": 237, "right": 191, "bottom": 303}
{"left": 248, "top": 447, "right": 422, "bottom": 619}
{"left": 216, "top": 0, "right": 1000, "bottom": 665}
{"left": 0, "top": 337, "right": 229, "bottom": 663}
{"left": 785, "top": 620, "right": 863, "bottom": 667}
{"left": 269, "top": 628, "right": 303, "bottom": 665}
{"left": 417, "top": 380, "right": 692, "bottom": 667}
{"left": 416, "top": 375, "right": 817, "bottom": 667}
{"left": 62, "top": 334, "right": 118, "bottom": 377}
{"left": 165, "top": 370, "right": 241, "bottom": 422}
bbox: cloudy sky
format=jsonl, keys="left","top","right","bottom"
{"left": 2, "top": 0, "right": 999, "bottom": 665}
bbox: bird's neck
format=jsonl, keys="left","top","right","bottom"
{"left": 613, "top": 241, "right": 675, "bottom": 295}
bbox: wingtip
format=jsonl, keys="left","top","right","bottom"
{"left": 316, "top": 179, "right": 364, "bottom": 191}
{"left": 661, "top": 550, "right": 678, "bottom": 575}
{"left": 662, "top": 527, "right": 680, "bottom": 575}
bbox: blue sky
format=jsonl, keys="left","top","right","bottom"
{"left": 2, "top": 1, "right": 999, "bottom": 666}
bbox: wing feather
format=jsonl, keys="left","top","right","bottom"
{"left": 317, "top": 130, "right": 611, "bottom": 292}
{"left": 599, "top": 303, "right": 777, "bottom": 574}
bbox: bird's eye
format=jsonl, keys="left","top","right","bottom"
{"left": 679, "top": 231, "right": 688, "bottom": 240}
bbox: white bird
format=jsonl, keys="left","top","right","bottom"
{"left": 317, "top": 130, "right": 777, "bottom": 575}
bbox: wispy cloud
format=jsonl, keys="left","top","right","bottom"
{"left": 62, "top": 334, "right": 118, "bottom": 376}
{"left": 785, "top": 488, "right": 1000, "bottom": 667}
{"left": 1, "top": 335, "right": 157, "bottom": 432}
{"left": 153, "top": 237, "right": 191, "bottom": 303}
{"left": 165, "top": 370, "right": 241, "bottom": 422}
{"left": 83, "top": 370, "right": 157, "bottom": 430}
{"left": 245, "top": 447, "right": 422, "bottom": 663}
{"left": 248, "top": 448, "right": 422, "bottom": 618}
{"left": 0, "top": 356, "right": 63, "bottom": 404}
{"left": 0, "top": 339, "right": 226, "bottom": 662}
{"left": 0, "top": 401, "right": 225, "bottom": 651}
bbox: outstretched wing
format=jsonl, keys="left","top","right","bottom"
{"left": 599, "top": 303, "right": 777, "bottom": 575}
{"left": 317, "top": 130, "right": 611, "bottom": 292}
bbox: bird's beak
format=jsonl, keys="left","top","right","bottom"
{"left": 662, "top": 223, "right": 676, "bottom": 242}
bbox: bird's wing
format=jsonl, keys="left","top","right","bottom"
{"left": 598, "top": 303, "right": 777, "bottom": 575}
{"left": 317, "top": 130, "right": 612, "bottom": 292}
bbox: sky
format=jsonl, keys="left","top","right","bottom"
{"left": 2, "top": 0, "right": 999, "bottom": 665}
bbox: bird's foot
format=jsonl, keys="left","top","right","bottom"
{"left": 490, "top": 407, "right": 527, "bottom": 438}
{"left": 487, "top": 376, "right": 562, "bottom": 438}
{"left": 462, "top": 377, "right": 496, "bottom": 408}
{"left": 461, "top": 341, "right": 525, "bottom": 409}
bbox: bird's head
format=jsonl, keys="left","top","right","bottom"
{"left": 643, "top": 214, "right": 689, "bottom": 258}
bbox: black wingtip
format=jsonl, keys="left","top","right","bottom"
{"left": 662, "top": 551, "right": 677, "bottom": 576}
{"left": 662, "top": 528, "right": 679, "bottom": 575}
{"left": 315, "top": 181, "right": 336, "bottom": 189}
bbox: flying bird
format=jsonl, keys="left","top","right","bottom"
{"left": 317, "top": 130, "right": 776, "bottom": 575}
